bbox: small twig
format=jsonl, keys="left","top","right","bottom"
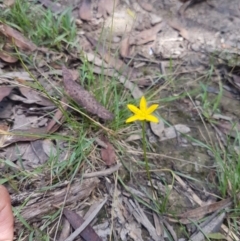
{"left": 83, "top": 163, "right": 122, "bottom": 178}
{"left": 64, "top": 197, "right": 107, "bottom": 241}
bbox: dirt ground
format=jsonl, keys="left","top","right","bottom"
{"left": 0, "top": 0, "right": 240, "bottom": 240}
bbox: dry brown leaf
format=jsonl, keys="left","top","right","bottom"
{"left": 0, "top": 86, "right": 14, "bottom": 101}
{"left": 0, "top": 51, "right": 18, "bottom": 63}
{"left": 129, "top": 22, "right": 164, "bottom": 46}
{"left": 97, "top": 0, "right": 119, "bottom": 17}
{"left": 63, "top": 209, "right": 103, "bottom": 241}
{"left": 83, "top": 52, "right": 108, "bottom": 67}
{"left": 137, "top": 0, "right": 153, "bottom": 12}
{"left": 1, "top": 100, "right": 65, "bottom": 148}
{"left": 0, "top": 24, "right": 37, "bottom": 51}
{"left": 167, "top": 20, "right": 190, "bottom": 41}
{"left": 79, "top": 0, "right": 92, "bottom": 21}
{"left": 18, "top": 87, "right": 53, "bottom": 106}
{"left": 2, "top": 127, "right": 47, "bottom": 147}
{"left": 179, "top": 198, "right": 231, "bottom": 224}
{"left": 100, "top": 135, "right": 116, "bottom": 166}
{"left": 62, "top": 66, "right": 114, "bottom": 120}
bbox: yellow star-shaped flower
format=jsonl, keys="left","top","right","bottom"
{"left": 126, "top": 96, "right": 159, "bottom": 123}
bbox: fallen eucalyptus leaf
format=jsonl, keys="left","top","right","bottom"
{"left": 79, "top": 0, "right": 92, "bottom": 21}
{"left": 100, "top": 135, "right": 116, "bottom": 166}
{"left": 0, "top": 23, "right": 37, "bottom": 51}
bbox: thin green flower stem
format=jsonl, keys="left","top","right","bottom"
{"left": 142, "top": 121, "right": 155, "bottom": 196}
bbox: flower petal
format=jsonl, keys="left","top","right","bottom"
{"left": 127, "top": 104, "right": 141, "bottom": 115}
{"left": 140, "top": 96, "right": 147, "bottom": 112}
{"left": 146, "top": 104, "right": 159, "bottom": 115}
{"left": 126, "top": 115, "right": 140, "bottom": 123}
{"left": 145, "top": 115, "right": 159, "bottom": 123}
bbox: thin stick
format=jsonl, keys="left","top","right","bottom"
{"left": 64, "top": 197, "right": 107, "bottom": 241}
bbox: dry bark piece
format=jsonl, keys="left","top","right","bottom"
{"left": 79, "top": 0, "right": 92, "bottom": 21}
{"left": 1, "top": 99, "right": 65, "bottom": 148}
{"left": 62, "top": 66, "right": 114, "bottom": 121}
{"left": 0, "top": 23, "right": 37, "bottom": 51}
{"left": 0, "top": 71, "right": 33, "bottom": 81}
{"left": 0, "top": 51, "right": 18, "bottom": 63}
{"left": 179, "top": 198, "right": 231, "bottom": 224}
{"left": 63, "top": 209, "right": 103, "bottom": 241}
{"left": 100, "top": 135, "right": 116, "bottom": 166}
{"left": 13, "top": 178, "right": 99, "bottom": 221}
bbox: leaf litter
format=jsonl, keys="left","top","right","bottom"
{"left": 100, "top": 135, "right": 116, "bottom": 166}
{"left": 0, "top": 23, "right": 37, "bottom": 51}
